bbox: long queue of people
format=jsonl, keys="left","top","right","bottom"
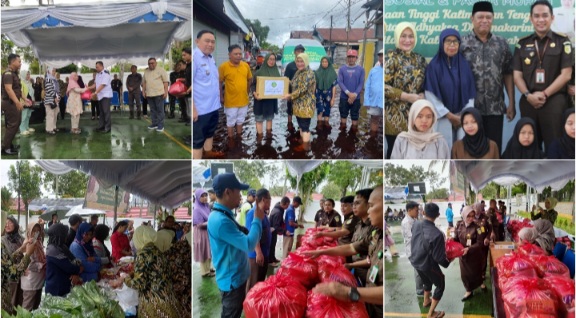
{"left": 0, "top": 212, "right": 192, "bottom": 317}
{"left": 399, "top": 197, "right": 560, "bottom": 318}
{"left": 192, "top": 29, "right": 384, "bottom": 158}
{"left": 386, "top": 0, "right": 575, "bottom": 160}
{"left": 192, "top": 172, "right": 384, "bottom": 318}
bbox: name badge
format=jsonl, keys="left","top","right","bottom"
{"left": 368, "top": 265, "right": 379, "bottom": 284}
{"left": 536, "top": 69, "right": 545, "bottom": 84}
{"left": 467, "top": 239, "right": 472, "bottom": 246}
{"left": 481, "top": 226, "right": 485, "bottom": 233}
{"left": 477, "top": 228, "right": 482, "bottom": 235}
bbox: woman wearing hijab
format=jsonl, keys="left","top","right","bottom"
{"left": 391, "top": 99, "right": 450, "bottom": 159}
{"left": 121, "top": 225, "right": 185, "bottom": 318}
{"left": 2, "top": 215, "right": 25, "bottom": 309}
{"left": 314, "top": 56, "right": 338, "bottom": 125}
{"left": 66, "top": 72, "right": 87, "bottom": 134}
{"left": 385, "top": 22, "right": 427, "bottom": 159}
{"left": 548, "top": 107, "right": 575, "bottom": 159}
{"left": 69, "top": 223, "right": 100, "bottom": 282}
{"left": 451, "top": 108, "right": 500, "bottom": 159}
{"left": 283, "top": 52, "right": 316, "bottom": 151}
{"left": 19, "top": 71, "right": 35, "bottom": 136}
{"left": 518, "top": 219, "right": 556, "bottom": 254}
{"left": 453, "top": 206, "right": 488, "bottom": 301}
{"left": 167, "top": 231, "right": 192, "bottom": 316}
{"left": 111, "top": 220, "right": 131, "bottom": 263}
{"left": 20, "top": 222, "right": 46, "bottom": 311}
{"left": 155, "top": 229, "right": 174, "bottom": 253}
{"left": 424, "top": 28, "right": 476, "bottom": 149}
{"left": 44, "top": 67, "right": 60, "bottom": 135}
{"left": 92, "top": 224, "right": 111, "bottom": 267}
{"left": 1, "top": 212, "right": 34, "bottom": 314}
{"left": 253, "top": 53, "right": 281, "bottom": 135}
{"left": 193, "top": 189, "right": 214, "bottom": 278}
{"left": 502, "top": 118, "right": 544, "bottom": 159}
{"left": 531, "top": 197, "right": 559, "bottom": 225}
{"left": 45, "top": 223, "right": 82, "bottom": 297}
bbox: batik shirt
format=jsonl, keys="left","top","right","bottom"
{"left": 461, "top": 32, "right": 513, "bottom": 116}
{"left": 384, "top": 48, "right": 427, "bottom": 136}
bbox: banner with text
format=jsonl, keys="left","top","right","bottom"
{"left": 84, "top": 176, "right": 130, "bottom": 213}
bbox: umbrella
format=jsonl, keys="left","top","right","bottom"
{"left": 66, "top": 205, "right": 106, "bottom": 217}
{"left": 39, "top": 206, "right": 70, "bottom": 221}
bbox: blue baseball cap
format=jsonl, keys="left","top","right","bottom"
{"left": 212, "top": 173, "right": 250, "bottom": 196}
{"left": 247, "top": 189, "right": 256, "bottom": 197}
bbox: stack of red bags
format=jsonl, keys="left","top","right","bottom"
{"left": 506, "top": 219, "right": 533, "bottom": 242}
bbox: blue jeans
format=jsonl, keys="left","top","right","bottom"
{"left": 19, "top": 108, "right": 32, "bottom": 132}
{"left": 148, "top": 95, "right": 165, "bottom": 129}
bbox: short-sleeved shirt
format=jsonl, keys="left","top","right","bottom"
{"left": 352, "top": 229, "right": 383, "bottom": 316}
{"left": 126, "top": 73, "right": 142, "bottom": 93}
{"left": 461, "top": 32, "right": 513, "bottom": 116}
{"left": 246, "top": 208, "right": 271, "bottom": 259}
{"left": 1, "top": 69, "right": 22, "bottom": 101}
{"left": 338, "top": 213, "right": 360, "bottom": 245}
{"left": 95, "top": 71, "right": 113, "bottom": 100}
{"left": 285, "top": 205, "right": 297, "bottom": 235}
{"left": 111, "top": 79, "right": 122, "bottom": 92}
{"left": 143, "top": 67, "right": 169, "bottom": 97}
{"left": 513, "top": 31, "right": 574, "bottom": 94}
{"left": 315, "top": 210, "right": 342, "bottom": 228}
{"left": 218, "top": 61, "right": 252, "bottom": 108}
{"left": 193, "top": 47, "right": 220, "bottom": 115}
{"left": 351, "top": 217, "right": 375, "bottom": 262}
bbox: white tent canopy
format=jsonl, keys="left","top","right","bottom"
{"left": 37, "top": 160, "right": 191, "bottom": 208}
{"left": 2, "top": 1, "right": 191, "bottom": 68}
{"left": 454, "top": 161, "right": 575, "bottom": 192}
{"left": 286, "top": 160, "right": 382, "bottom": 191}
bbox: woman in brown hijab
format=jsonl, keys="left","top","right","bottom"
{"left": 453, "top": 206, "right": 488, "bottom": 301}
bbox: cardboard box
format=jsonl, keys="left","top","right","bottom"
{"left": 256, "top": 76, "right": 289, "bottom": 99}
{"left": 489, "top": 241, "right": 516, "bottom": 268}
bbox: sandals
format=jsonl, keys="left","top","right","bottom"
{"left": 423, "top": 300, "right": 431, "bottom": 308}
{"left": 46, "top": 130, "right": 56, "bottom": 135}
{"left": 201, "top": 272, "right": 215, "bottom": 278}
{"left": 71, "top": 129, "right": 81, "bottom": 134}
{"left": 430, "top": 311, "right": 445, "bottom": 318}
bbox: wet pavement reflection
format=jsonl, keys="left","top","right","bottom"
{"left": 211, "top": 99, "right": 384, "bottom": 159}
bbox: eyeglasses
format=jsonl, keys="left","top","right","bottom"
{"left": 444, "top": 40, "right": 460, "bottom": 46}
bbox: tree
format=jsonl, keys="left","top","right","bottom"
{"left": 244, "top": 19, "right": 270, "bottom": 46}
{"left": 321, "top": 182, "right": 342, "bottom": 201}
{"left": 427, "top": 188, "right": 449, "bottom": 200}
{"left": 8, "top": 161, "right": 43, "bottom": 226}
{"left": 169, "top": 39, "right": 193, "bottom": 66}
{"left": 286, "top": 162, "right": 330, "bottom": 222}
{"left": 1, "top": 186, "right": 12, "bottom": 211}
{"left": 327, "top": 161, "right": 362, "bottom": 197}
{"left": 384, "top": 163, "right": 429, "bottom": 187}
{"left": 56, "top": 64, "right": 79, "bottom": 74}
{"left": 43, "top": 170, "right": 90, "bottom": 198}
{"left": 261, "top": 43, "right": 281, "bottom": 53}
{"left": 269, "top": 185, "right": 286, "bottom": 197}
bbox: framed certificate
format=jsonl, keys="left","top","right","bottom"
{"left": 256, "top": 76, "right": 289, "bottom": 99}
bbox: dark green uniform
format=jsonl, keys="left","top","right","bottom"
{"left": 513, "top": 31, "right": 574, "bottom": 150}
{"left": 1, "top": 69, "right": 22, "bottom": 151}
{"left": 352, "top": 229, "right": 383, "bottom": 317}
{"left": 338, "top": 213, "right": 360, "bottom": 245}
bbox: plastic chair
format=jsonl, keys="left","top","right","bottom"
{"left": 111, "top": 91, "right": 121, "bottom": 114}
{"left": 553, "top": 242, "right": 567, "bottom": 261}
{"left": 562, "top": 249, "right": 575, "bottom": 278}
{"left": 123, "top": 91, "right": 129, "bottom": 107}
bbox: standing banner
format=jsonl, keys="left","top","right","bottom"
{"left": 84, "top": 176, "right": 130, "bottom": 213}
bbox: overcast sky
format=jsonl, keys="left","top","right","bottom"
{"left": 235, "top": 0, "right": 369, "bottom": 46}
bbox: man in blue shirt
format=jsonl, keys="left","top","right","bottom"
{"left": 337, "top": 49, "right": 365, "bottom": 129}
{"left": 207, "top": 173, "right": 264, "bottom": 318}
{"left": 446, "top": 203, "right": 454, "bottom": 227}
{"left": 245, "top": 189, "right": 272, "bottom": 293}
{"left": 283, "top": 196, "right": 304, "bottom": 259}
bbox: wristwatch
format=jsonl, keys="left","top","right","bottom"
{"left": 349, "top": 287, "right": 360, "bottom": 302}
{"left": 523, "top": 91, "right": 530, "bottom": 97}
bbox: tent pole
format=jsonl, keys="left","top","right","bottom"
{"left": 113, "top": 185, "right": 119, "bottom": 226}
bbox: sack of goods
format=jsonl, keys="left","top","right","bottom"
{"left": 306, "top": 289, "right": 369, "bottom": 318}
{"left": 501, "top": 277, "right": 564, "bottom": 318}
{"left": 445, "top": 239, "right": 465, "bottom": 261}
{"left": 243, "top": 274, "right": 308, "bottom": 318}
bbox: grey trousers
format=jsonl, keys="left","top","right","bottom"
{"left": 98, "top": 97, "right": 111, "bottom": 130}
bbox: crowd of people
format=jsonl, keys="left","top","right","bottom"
{"left": 1, "top": 48, "right": 192, "bottom": 156}
{"left": 398, "top": 197, "right": 561, "bottom": 318}
{"left": 192, "top": 29, "right": 384, "bottom": 158}
{"left": 0, "top": 211, "right": 191, "bottom": 317}
{"left": 386, "top": 0, "right": 575, "bottom": 160}
{"left": 192, "top": 172, "right": 384, "bottom": 317}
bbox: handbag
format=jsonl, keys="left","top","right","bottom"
{"left": 81, "top": 90, "right": 92, "bottom": 100}
{"left": 168, "top": 78, "right": 186, "bottom": 96}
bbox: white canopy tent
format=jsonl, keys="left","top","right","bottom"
{"left": 65, "top": 205, "right": 107, "bottom": 217}
{"left": 1, "top": 0, "right": 191, "bottom": 68}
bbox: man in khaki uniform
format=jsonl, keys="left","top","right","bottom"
{"left": 1, "top": 54, "right": 23, "bottom": 155}
{"left": 143, "top": 57, "right": 169, "bottom": 132}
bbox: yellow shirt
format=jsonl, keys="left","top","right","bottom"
{"left": 143, "top": 67, "right": 169, "bottom": 97}
{"left": 218, "top": 61, "right": 252, "bottom": 108}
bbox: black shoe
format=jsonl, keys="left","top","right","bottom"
{"left": 461, "top": 292, "right": 474, "bottom": 301}
{"left": 2, "top": 148, "right": 18, "bottom": 156}
{"left": 11, "top": 144, "right": 20, "bottom": 150}
{"left": 95, "top": 127, "right": 105, "bottom": 132}
{"left": 178, "top": 118, "right": 187, "bottom": 122}
{"left": 100, "top": 129, "right": 111, "bottom": 133}
{"left": 185, "top": 122, "right": 190, "bottom": 126}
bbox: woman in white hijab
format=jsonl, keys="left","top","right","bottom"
{"left": 44, "top": 67, "right": 60, "bottom": 135}
{"left": 518, "top": 219, "right": 556, "bottom": 254}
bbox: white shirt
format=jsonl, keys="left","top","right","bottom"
{"left": 95, "top": 71, "right": 113, "bottom": 100}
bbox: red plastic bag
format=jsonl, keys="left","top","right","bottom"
{"left": 445, "top": 239, "right": 465, "bottom": 261}
{"left": 244, "top": 274, "right": 308, "bottom": 318}
{"left": 496, "top": 252, "right": 539, "bottom": 280}
{"left": 301, "top": 235, "right": 337, "bottom": 250}
{"left": 502, "top": 277, "right": 561, "bottom": 318}
{"left": 277, "top": 253, "right": 319, "bottom": 289}
{"left": 168, "top": 78, "right": 187, "bottom": 96}
{"left": 529, "top": 255, "right": 571, "bottom": 278}
{"left": 543, "top": 276, "right": 575, "bottom": 313}
{"left": 81, "top": 90, "right": 92, "bottom": 100}
{"left": 306, "top": 289, "right": 369, "bottom": 318}
{"left": 318, "top": 264, "right": 357, "bottom": 287}
{"left": 518, "top": 242, "right": 548, "bottom": 258}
